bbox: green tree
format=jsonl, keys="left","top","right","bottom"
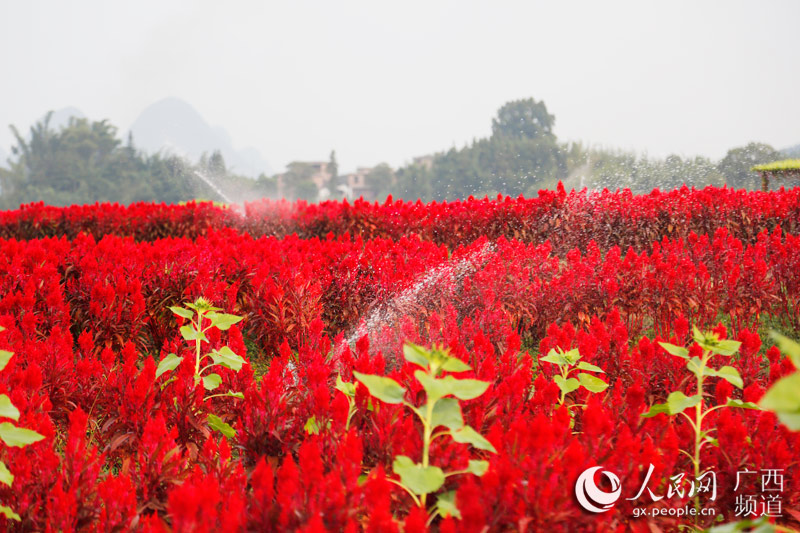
{"left": 255, "top": 173, "right": 278, "bottom": 197}
{"left": 280, "top": 162, "right": 318, "bottom": 201}
{"left": 0, "top": 113, "right": 202, "bottom": 208}
{"left": 491, "top": 97, "right": 555, "bottom": 140}
{"left": 395, "top": 161, "right": 433, "bottom": 201}
{"left": 366, "top": 163, "right": 395, "bottom": 201}
{"left": 208, "top": 150, "right": 226, "bottom": 177}
{"left": 328, "top": 150, "right": 338, "bottom": 182}
{"left": 717, "top": 142, "right": 780, "bottom": 190}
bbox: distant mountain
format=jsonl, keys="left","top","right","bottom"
{"left": 128, "top": 97, "right": 272, "bottom": 178}
{"left": 781, "top": 144, "right": 800, "bottom": 158}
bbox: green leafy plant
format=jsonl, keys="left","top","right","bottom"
{"left": 539, "top": 347, "right": 609, "bottom": 407}
{"left": 760, "top": 332, "right": 800, "bottom": 431}
{"left": 0, "top": 326, "right": 46, "bottom": 521}
{"left": 681, "top": 331, "right": 800, "bottom": 533}
{"left": 334, "top": 375, "right": 359, "bottom": 432}
{"left": 156, "top": 297, "right": 247, "bottom": 437}
{"left": 642, "top": 327, "right": 759, "bottom": 517}
{"left": 352, "top": 343, "right": 496, "bottom": 525}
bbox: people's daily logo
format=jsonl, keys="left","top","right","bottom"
{"left": 575, "top": 466, "right": 622, "bottom": 513}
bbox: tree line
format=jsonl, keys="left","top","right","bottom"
{"left": 0, "top": 101, "right": 790, "bottom": 209}
{"left": 392, "top": 98, "right": 785, "bottom": 200}
{"left": 0, "top": 112, "right": 274, "bottom": 209}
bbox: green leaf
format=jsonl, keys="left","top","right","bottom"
{"left": 715, "top": 365, "right": 744, "bottom": 389}
{"left": 666, "top": 391, "right": 703, "bottom": 415}
{"left": 0, "top": 504, "right": 20, "bottom": 521}
{"left": 416, "top": 373, "right": 490, "bottom": 401}
{"left": 769, "top": 331, "right": 800, "bottom": 368}
{"left": 335, "top": 375, "right": 356, "bottom": 397}
{"left": 775, "top": 412, "right": 800, "bottom": 431}
{"left": 206, "top": 312, "right": 243, "bottom": 331}
{"left": 686, "top": 356, "right": 712, "bottom": 379}
{"left": 641, "top": 402, "right": 670, "bottom": 418}
{"left": 692, "top": 325, "right": 705, "bottom": 344}
{"left": 224, "top": 391, "right": 245, "bottom": 399}
{"left": 0, "top": 350, "right": 13, "bottom": 372}
{"left": 156, "top": 353, "right": 183, "bottom": 378}
{"left": 577, "top": 373, "right": 609, "bottom": 393}
{"left": 759, "top": 373, "right": 800, "bottom": 419}
{"left": 658, "top": 342, "right": 689, "bottom": 360}
{"left": 466, "top": 459, "right": 489, "bottom": 476}
{"left": 392, "top": 455, "right": 445, "bottom": 495}
{"left": 450, "top": 425, "right": 497, "bottom": 453}
{"left": 576, "top": 361, "right": 604, "bottom": 373}
{"left": 353, "top": 371, "right": 406, "bottom": 404}
{"left": 553, "top": 375, "right": 580, "bottom": 395}
{"left": 0, "top": 422, "right": 45, "bottom": 447}
{"left": 0, "top": 460, "right": 13, "bottom": 487}
{"left": 0, "top": 395, "right": 20, "bottom": 421}
{"left": 203, "top": 373, "right": 222, "bottom": 391}
{"left": 562, "top": 348, "right": 581, "bottom": 365}
{"left": 180, "top": 325, "right": 207, "bottom": 342}
{"left": 207, "top": 414, "right": 235, "bottom": 438}
{"left": 403, "top": 343, "right": 431, "bottom": 369}
{"left": 436, "top": 491, "right": 462, "bottom": 519}
{"left": 431, "top": 398, "right": 464, "bottom": 430}
{"left": 447, "top": 377, "right": 490, "bottom": 400}
{"left": 712, "top": 339, "right": 742, "bottom": 356}
{"left": 187, "top": 298, "right": 221, "bottom": 312}
{"left": 304, "top": 415, "right": 321, "bottom": 435}
{"left": 169, "top": 306, "right": 195, "bottom": 320}
{"left": 441, "top": 356, "right": 471, "bottom": 373}
{"left": 641, "top": 391, "right": 702, "bottom": 418}
{"left": 415, "top": 371, "right": 448, "bottom": 401}
{"left": 687, "top": 357, "right": 732, "bottom": 380}
{"left": 209, "top": 346, "right": 246, "bottom": 371}
{"left": 539, "top": 350, "right": 565, "bottom": 366}
{"left": 726, "top": 399, "right": 760, "bottom": 410}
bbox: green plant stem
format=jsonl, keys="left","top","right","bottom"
{"left": 430, "top": 430, "right": 448, "bottom": 443}
{"left": 345, "top": 399, "right": 356, "bottom": 431}
{"left": 421, "top": 398, "right": 434, "bottom": 508}
{"left": 203, "top": 393, "right": 237, "bottom": 401}
{"left": 386, "top": 477, "right": 421, "bottom": 507}
{"left": 692, "top": 352, "right": 708, "bottom": 523}
{"left": 194, "top": 313, "right": 202, "bottom": 377}
{"left": 425, "top": 508, "right": 441, "bottom": 528}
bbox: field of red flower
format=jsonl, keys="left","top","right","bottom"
{"left": 1, "top": 185, "right": 799, "bottom": 532}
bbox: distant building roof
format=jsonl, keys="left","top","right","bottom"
{"left": 752, "top": 159, "right": 800, "bottom": 172}
{"left": 752, "top": 159, "right": 800, "bottom": 191}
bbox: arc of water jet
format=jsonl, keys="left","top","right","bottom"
{"left": 337, "top": 240, "right": 499, "bottom": 364}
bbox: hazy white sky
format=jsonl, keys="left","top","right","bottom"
{"left": 1, "top": 0, "right": 798, "bottom": 172}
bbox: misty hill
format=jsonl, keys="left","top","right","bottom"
{"left": 128, "top": 97, "right": 272, "bottom": 178}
